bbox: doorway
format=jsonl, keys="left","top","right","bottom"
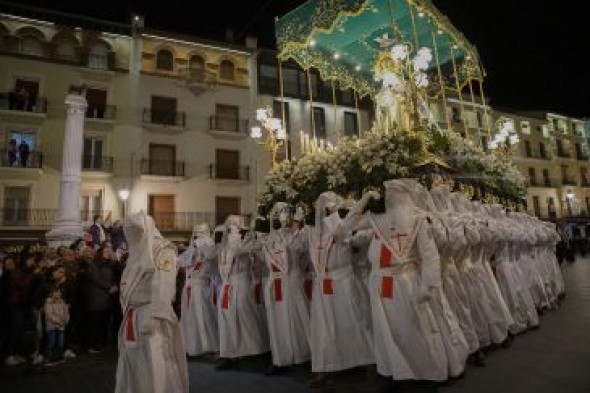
{"left": 215, "top": 196, "right": 240, "bottom": 225}
{"left": 148, "top": 194, "right": 175, "bottom": 230}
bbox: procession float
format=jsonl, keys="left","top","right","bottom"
{"left": 253, "top": 0, "right": 526, "bottom": 219}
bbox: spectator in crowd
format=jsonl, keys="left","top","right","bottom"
{"left": 110, "top": 220, "right": 126, "bottom": 251}
{"left": 5, "top": 255, "right": 33, "bottom": 365}
{"left": 43, "top": 286, "right": 70, "bottom": 365}
{"left": 0, "top": 257, "right": 12, "bottom": 359}
{"left": 18, "top": 140, "right": 30, "bottom": 168}
{"left": 86, "top": 245, "right": 116, "bottom": 353}
{"left": 29, "top": 255, "right": 49, "bottom": 365}
{"left": 52, "top": 265, "right": 77, "bottom": 359}
{"left": 90, "top": 215, "right": 109, "bottom": 248}
{"left": 109, "top": 247, "right": 124, "bottom": 345}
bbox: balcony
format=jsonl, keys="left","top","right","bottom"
{"left": 557, "top": 150, "right": 571, "bottom": 159}
{"left": 524, "top": 151, "right": 551, "bottom": 160}
{"left": 142, "top": 108, "right": 186, "bottom": 132}
{"left": 542, "top": 179, "right": 558, "bottom": 187}
{"left": 0, "top": 209, "right": 56, "bottom": 228}
{"left": 577, "top": 153, "right": 589, "bottom": 161}
{"left": 140, "top": 158, "right": 185, "bottom": 178}
{"left": 562, "top": 178, "right": 577, "bottom": 186}
{"left": 0, "top": 209, "right": 111, "bottom": 228}
{"left": 582, "top": 181, "right": 590, "bottom": 188}
{"left": 209, "top": 164, "right": 250, "bottom": 183}
{"left": 0, "top": 92, "right": 48, "bottom": 121}
{"left": 151, "top": 211, "right": 251, "bottom": 232}
{"left": 0, "top": 150, "right": 43, "bottom": 169}
{"left": 178, "top": 68, "right": 217, "bottom": 95}
{"left": 208, "top": 115, "right": 249, "bottom": 140}
{"left": 85, "top": 105, "right": 116, "bottom": 124}
{"left": 82, "top": 156, "right": 114, "bottom": 173}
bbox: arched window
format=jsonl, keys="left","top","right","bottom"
{"left": 21, "top": 36, "right": 43, "bottom": 56}
{"left": 189, "top": 54, "right": 204, "bottom": 70}
{"left": 156, "top": 49, "right": 174, "bottom": 71}
{"left": 56, "top": 39, "right": 76, "bottom": 61}
{"left": 88, "top": 42, "right": 109, "bottom": 70}
{"left": 219, "top": 59, "right": 235, "bottom": 80}
{"left": 188, "top": 54, "right": 205, "bottom": 80}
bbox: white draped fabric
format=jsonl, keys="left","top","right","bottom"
{"left": 115, "top": 212, "right": 189, "bottom": 393}
{"left": 307, "top": 205, "right": 374, "bottom": 373}
{"left": 261, "top": 227, "right": 311, "bottom": 367}
{"left": 180, "top": 234, "right": 219, "bottom": 356}
{"left": 367, "top": 207, "right": 447, "bottom": 381}
{"left": 217, "top": 223, "right": 269, "bottom": 359}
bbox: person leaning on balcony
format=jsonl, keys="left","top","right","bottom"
{"left": 7, "top": 139, "right": 17, "bottom": 166}
{"left": 18, "top": 140, "right": 30, "bottom": 168}
{"left": 14, "top": 86, "right": 28, "bottom": 111}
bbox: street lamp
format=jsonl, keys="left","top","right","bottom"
{"left": 118, "top": 189, "right": 130, "bottom": 217}
{"left": 250, "top": 106, "right": 286, "bottom": 168}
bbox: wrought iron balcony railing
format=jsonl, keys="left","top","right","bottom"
{"left": 0, "top": 92, "right": 47, "bottom": 114}
{"left": 209, "top": 164, "right": 250, "bottom": 181}
{"left": 143, "top": 108, "right": 186, "bottom": 127}
{"left": 209, "top": 115, "right": 249, "bottom": 133}
{"left": 86, "top": 105, "right": 116, "bottom": 120}
{"left": 140, "top": 158, "right": 185, "bottom": 177}
{"left": 0, "top": 150, "right": 43, "bottom": 168}
{"left": 82, "top": 156, "right": 114, "bottom": 172}
{"left": 149, "top": 212, "right": 251, "bottom": 231}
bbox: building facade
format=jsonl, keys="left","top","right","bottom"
{"left": 0, "top": 9, "right": 373, "bottom": 244}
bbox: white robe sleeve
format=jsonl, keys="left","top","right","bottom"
{"left": 150, "top": 246, "right": 179, "bottom": 324}
{"left": 416, "top": 218, "right": 442, "bottom": 294}
{"left": 463, "top": 218, "right": 481, "bottom": 245}
{"left": 447, "top": 215, "right": 468, "bottom": 252}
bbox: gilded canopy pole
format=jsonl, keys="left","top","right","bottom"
{"left": 306, "top": 68, "right": 317, "bottom": 141}
{"left": 467, "top": 79, "right": 481, "bottom": 146}
{"left": 278, "top": 58, "right": 289, "bottom": 159}
{"left": 331, "top": 79, "right": 340, "bottom": 142}
{"left": 407, "top": 0, "right": 420, "bottom": 49}
{"left": 478, "top": 79, "right": 492, "bottom": 139}
{"left": 387, "top": 0, "right": 404, "bottom": 42}
{"left": 431, "top": 29, "right": 451, "bottom": 130}
{"left": 450, "top": 45, "right": 468, "bottom": 134}
{"left": 354, "top": 90, "right": 361, "bottom": 137}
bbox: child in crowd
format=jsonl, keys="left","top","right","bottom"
{"left": 43, "top": 286, "right": 70, "bottom": 365}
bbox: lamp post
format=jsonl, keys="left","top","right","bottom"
{"left": 118, "top": 189, "right": 130, "bottom": 218}
{"left": 250, "top": 106, "right": 286, "bottom": 168}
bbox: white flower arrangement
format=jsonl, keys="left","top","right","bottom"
{"left": 390, "top": 44, "right": 409, "bottom": 61}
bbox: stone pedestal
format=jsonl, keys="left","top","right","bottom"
{"left": 46, "top": 94, "right": 87, "bottom": 248}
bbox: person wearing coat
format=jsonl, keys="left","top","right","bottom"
{"left": 86, "top": 245, "right": 117, "bottom": 352}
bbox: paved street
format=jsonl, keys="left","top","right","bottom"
{"left": 1, "top": 258, "right": 589, "bottom": 393}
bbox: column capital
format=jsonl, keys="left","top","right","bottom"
{"left": 65, "top": 93, "right": 88, "bottom": 114}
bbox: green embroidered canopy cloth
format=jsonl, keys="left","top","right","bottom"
{"left": 275, "top": 0, "right": 484, "bottom": 98}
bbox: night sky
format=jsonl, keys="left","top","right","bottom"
{"left": 6, "top": 0, "right": 588, "bottom": 118}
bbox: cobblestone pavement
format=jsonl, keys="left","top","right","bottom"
{"left": 1, "top": 259, "right": 589, "bottom": 393}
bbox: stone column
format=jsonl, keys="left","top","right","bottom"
{"left": 46, "top": 93, "right": 87, "bottom": 247}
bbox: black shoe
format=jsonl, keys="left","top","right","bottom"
{"left": 215, "top": 358, "right": 238, "bottom": 371}
{"left": 501, "top": 334, "right": 514, "bottom": 349}
{"left": 309, "top": 373, "right": 335, "bottom": 389}
{"left": 472, "top": 350, "right": 486, "bottom": 367}
{"left": 265, "top": 365, "right": 286, "bottom": 376}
